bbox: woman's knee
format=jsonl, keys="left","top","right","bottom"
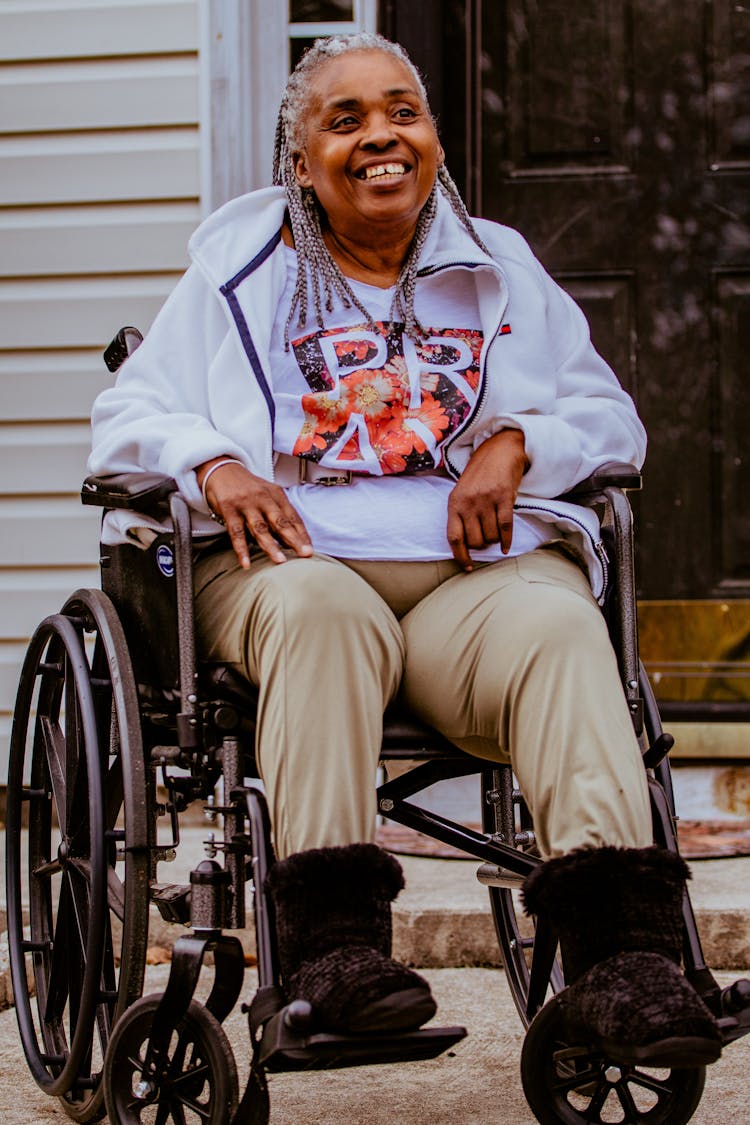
{"left": 251, "top": 555, "right": 392, "bottom": 632}
{"left": 248, "top": 556, "right": 405, "bottom": 690}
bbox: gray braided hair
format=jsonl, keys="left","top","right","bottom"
{"left": 273, "top": 33, "right": 489, "bottom": 348}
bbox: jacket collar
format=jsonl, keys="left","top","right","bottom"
{"left": 188, "top": 187, "right": 289, "bottom": 290}
{"left": 188, "top": 184, "right": 502, "bottom": 292}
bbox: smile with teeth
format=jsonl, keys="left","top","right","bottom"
{"left": 360, "top": 162, "right": 408, "bottom": 180}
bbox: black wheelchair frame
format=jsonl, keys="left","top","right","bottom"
{"left": 5, "top": 328, "right": 750, "bottom": 1124}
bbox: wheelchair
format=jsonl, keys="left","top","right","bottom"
{"left": 5, "top": 327, "right": 750, "bottom": 1125}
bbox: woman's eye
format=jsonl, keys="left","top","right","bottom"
{"left": 332, "top": 115, "right": 358, "bottom": 130}
{"left": 395, "top": 106, "right": 418, "bottom": 120}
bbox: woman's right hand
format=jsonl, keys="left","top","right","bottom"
{"left": 196, "top": 458, "right": 313, "bottom": 569}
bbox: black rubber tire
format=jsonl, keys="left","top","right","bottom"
{"left": 520, "top": 997, "right": 707, "bottom": 1125}
{"left": 103, "top": 995, "right": 239, "bottom": 1124}
{"left": 5, "top": 590, "right": 149, "bottom": 1122}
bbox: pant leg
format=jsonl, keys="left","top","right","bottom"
{"left": 194, "top": 548, "right": 404, "bottom": 857}
{"left": 400, "top": 548, "right": 652, "bottom": 858}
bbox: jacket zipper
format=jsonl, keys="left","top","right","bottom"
{"left": 515, "top": 499, "right": 610, "bottom": 596}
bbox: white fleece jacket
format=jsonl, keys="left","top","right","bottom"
{"left": 88, "top": 187, "right": 646, "bottom": 598}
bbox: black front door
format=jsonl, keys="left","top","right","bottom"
{"left": 383, "top": 0, "right": 750, "bottom": 605}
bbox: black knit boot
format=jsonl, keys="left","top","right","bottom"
{"left": 266, "top": 843, "right": 436, "bottom": 1034}
{"left": 522, "top": 845, "right": 722, "bottom": 1067}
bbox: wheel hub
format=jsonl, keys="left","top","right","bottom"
{"left": 134, "top": 1078, "right": 156, "bottom": 1101}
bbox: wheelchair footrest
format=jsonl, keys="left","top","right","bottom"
{"left": 259, "top": 1008, "right": 467, "bottom": 1071}
{"left": 150, "top": 882, "right": 192, "bottom": 924}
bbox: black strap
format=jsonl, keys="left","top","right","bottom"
{"left": 247, "top": 985, "right": 285, "bottom": 1037}
{"left": 229, "top": 986, "right": 284, "bottom": 1124}
{"left": 231, "top": 1050, "right": 270, "bottom": 1125}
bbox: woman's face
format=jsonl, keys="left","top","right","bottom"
{"left": 293, "top": 50, "right": 444, "bottom": 243}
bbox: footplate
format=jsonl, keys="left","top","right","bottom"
{"left": 260, "top": 1004, "right": 467, "bottom": 1071}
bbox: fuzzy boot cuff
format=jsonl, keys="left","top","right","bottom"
{"left": 266, "top": 843, "right": 436, "bottom": 1034}
{"left": 522, "top": 845, "right": 689, "bottom": 979}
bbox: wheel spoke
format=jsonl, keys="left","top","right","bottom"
{"left": 39, "top": 717, "right": 68, "bottom": 834}
{"left": 44, "top": 875, "right": 71, "bottom": 1025}
{"left": 550, "top": 1059, "right": 601, "bottom": 1095}
{"left": 155, "top": 1100, "right": 174, "bottom": 1125}
{"left": 105, "top": 746, "right": 125, "bottom": 832}
{"left": 625, "top": 1068, "right": 673, "bottom": 1095}
{"left": 32, "top": 857, "right": 62, "bottom": 880}
{"left": 66, "top": 860, "right": 93, "bottom": 961}
{"left": 171, "top": 1061, "right": 210, "bottom": 1092}
{"left": 65, "top": 671, "right": 94, "bottom": 850}
{"left": 107, "top": 865, "right": 126, "bottom": 921}
{"left": 95, "top": 920, "right": 119, "bottom": 1049}
{"left": 584, "top": 1077, "right": 611, "bottom": 1120}
{"left": 615, "top": 1078, "right": 642, "bottom": 1122}
{"left": 179, "top": 1094, "right": 211, "bottom": 1122}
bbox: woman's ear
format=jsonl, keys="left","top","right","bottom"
{"left": 437, "top": 140, "right": 446, "bottom": 167}
{"left": 293, "top": 151, "right": 313, "bottom": 189}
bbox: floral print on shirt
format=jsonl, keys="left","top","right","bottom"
{"left": 291, "top": 321, "right": 483, "bottom": 475}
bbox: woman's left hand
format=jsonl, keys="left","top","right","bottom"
{"left": 446, "top": 429, "right": 529, "bottom": 570}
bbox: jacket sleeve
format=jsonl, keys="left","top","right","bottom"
{"left": 88, "top": 265, "right": 253, "bottom": 512}
{"left": 475, "top": 234, "right": 647, "bottom": 497}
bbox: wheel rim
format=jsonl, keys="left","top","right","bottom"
{"left": 521, "top": 1000, "right": 706, "bottom": 1124}
{"left": 6, "top": 592, "right": 150, "bottom": 1121}
{"left": 7, "top": 615, "right": 107, "bottom": 1099}
{"left": 104, "top": 996, "right": 238, "bottom": 1124}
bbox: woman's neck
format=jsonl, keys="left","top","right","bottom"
{"left": 322, "top": 225, "right": 414, "bottom": 289}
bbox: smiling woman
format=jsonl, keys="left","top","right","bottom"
{"left": 87, "top": 31, "right": 721, "bottom": 1077}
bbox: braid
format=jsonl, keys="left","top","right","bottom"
{"left": 437, "top": 164, "right": 491, "bottom": 257}
{"left": 273, "top": 33, "right": 491, "bottom": 348}
{"left": 277, "top": 136, "right": 380, "bottom": 349}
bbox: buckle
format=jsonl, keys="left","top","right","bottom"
{"left": 298, "top": 459, "right": 353, "bottom": 487}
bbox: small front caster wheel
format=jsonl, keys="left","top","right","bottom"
{"left": 520, "top": 997, "right": 706, "bottom": 1124}
{"left": 103, "top": 995, "right": 238, "bottom": 1124}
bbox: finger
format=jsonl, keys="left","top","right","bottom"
{"left": 446, "top": 510, "right": 473, "bottom": 571}
{"left": 268, "top": 509, "right": 314, "bottom": 558}
{"left": 497, "top": 501, "right": 515, "bottom": 555}
{"left": 224, "top": 516, "right": 252, "bottom": 569}
{"left": 246, "top": 517, "right": 288, "bottom": 565}
{"left": 478, "top": 506, "right": 502, "bottom": 547}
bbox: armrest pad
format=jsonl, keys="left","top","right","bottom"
{"left": 563, "top": 461, "right": 642, "bottom": 499}
{"left": 103, "top": 326, "right": 144, "bottom": 373}
{"left": 81, "top": 472, "right": 178, "bottom": 515}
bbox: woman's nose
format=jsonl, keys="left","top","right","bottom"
{"left": 360, "top": 113, "right": 398, "bottom": 148}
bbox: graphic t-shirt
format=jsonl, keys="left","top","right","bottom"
{"left": 269, "top": 246, "right": 552, "bottom": 561}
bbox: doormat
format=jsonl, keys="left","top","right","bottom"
{"left": 377, "top": 819, "right": 750, "bottom": 861}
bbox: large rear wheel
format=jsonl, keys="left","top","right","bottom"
{"left": 5, "top": 589, "right": 150, "bottom": 1121}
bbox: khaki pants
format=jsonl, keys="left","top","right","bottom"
{"left": 194, "top": 544, "right": 651, "bottom": 859}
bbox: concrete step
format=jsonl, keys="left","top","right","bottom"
{"left": 3, "top": 828, "right": 750, "bottom": 1012}
{"left": 143, "top": 847, "right": 750, "bottom": 971}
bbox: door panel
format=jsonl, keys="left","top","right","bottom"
{"left": 384, "top": 0, "right": 750, "bottom": 603}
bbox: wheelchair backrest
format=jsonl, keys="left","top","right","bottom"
{"left": 100, "top": 535, "right": 181, "bottom": 701}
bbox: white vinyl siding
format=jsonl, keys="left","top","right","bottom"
{"left": 0, "top": 0, "right": 201, "bottom": 769}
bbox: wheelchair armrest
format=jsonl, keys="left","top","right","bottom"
{"left": 103, "top": 326, "right": 144, "bottom": 373}
{"left": 81, "top": 472, "right": 178, "bottom": 516}
{"left": 561, "top": 461, "right": 642, "bottom": 502}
